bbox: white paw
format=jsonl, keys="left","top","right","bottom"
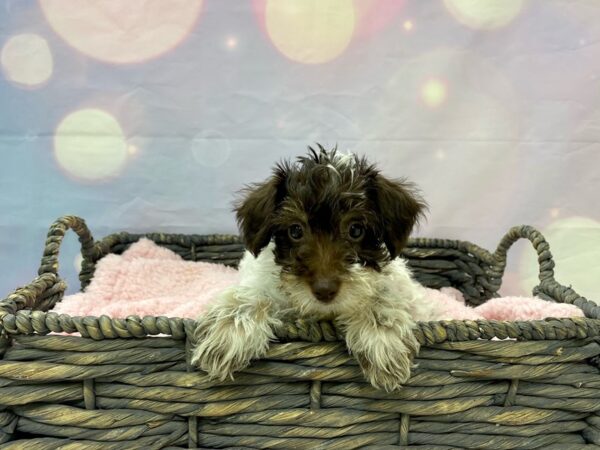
{"left": 350, "top": 326, "right": 420, "bottom": 392}
{"left": 190, "top": 312, "right": 273, "bottom": 381}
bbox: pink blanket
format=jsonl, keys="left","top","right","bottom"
{"left": 53, "top": 238, "right": 584, "bottom": 322}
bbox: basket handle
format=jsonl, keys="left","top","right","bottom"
{"left": 1, "top": 216, "right": 97, "bottom": 315}
{"left": 493, "top": 225, "right": 600, "bottom": 318}
{"left": 37, "top": 215, "right": 100, "bottom": 277}
{"left": 492, "top": 224, "right": 555, "bottom": 285}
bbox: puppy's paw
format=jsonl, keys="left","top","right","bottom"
{"left": 190, "top": 313, "right": 273, "bottom": 381}
{"left": 351, "top": 326, "right": 419, "bottom": 392}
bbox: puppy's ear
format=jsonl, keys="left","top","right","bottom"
{"left": 235, "top": 167, "right": 287, "bottom": 256}
{"left": 370, "top": 174, "right": 427, "bottom": 258}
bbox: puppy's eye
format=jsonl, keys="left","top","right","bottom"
{"left": 288, "top": 224, "right": 304, "bottom": 241}
{"left": 348, "top": 222, "right": 365, "bottom": 241}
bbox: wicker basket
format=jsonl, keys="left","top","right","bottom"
{"left": 1, "top": 216, "right": 600, "bottom": 449}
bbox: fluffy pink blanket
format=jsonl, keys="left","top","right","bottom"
{"left": 53, "top": 238, "right": 584, "bottom": 322}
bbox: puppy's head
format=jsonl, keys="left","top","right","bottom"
{"left": 236, "top": 145, "right": 426, "bottom": 306}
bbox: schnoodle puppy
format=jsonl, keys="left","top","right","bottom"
{"left": 192, "top": 146, "right": 430, "bottom": 391}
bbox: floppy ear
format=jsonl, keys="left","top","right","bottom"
{"left": 370, "top": 174, "right": 427, "bottom": 259}
{"left": 235, "top": 169, "right": 286, "bottom": 256}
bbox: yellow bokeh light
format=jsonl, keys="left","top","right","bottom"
{"left": 421, "top": 78, "right": 447, "bottom": 108}
{"left": 373, "top": 49, "right": 519, "bottom": 143}
{"left": 265, "top": 0, "right": 355, "bottom": 64}
{"left": 403, "top": 20, "right": 414, "bottom": 32}
{"left": 520, "top": 217, "right": 600, "bottom": 300}
{"left": 444, "top": 0, "right": 524, "bottom": 30}
{"left": 1, "top": 33, "right": 53, "bottom": 87}
{"left": 54, "top": 109, "right": 128, "bottom": 181}
{"left": 39, "top": 0, "right": 203, "bottom": 64}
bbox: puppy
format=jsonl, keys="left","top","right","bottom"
{"left": 191, "top": 146, "right": 431, "bottom": 391}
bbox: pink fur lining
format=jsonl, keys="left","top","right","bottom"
{"left": 53, "top": 238, "right": 583, "bottom": 322}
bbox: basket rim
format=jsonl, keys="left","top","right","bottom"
{"left": 1, "top": 216, "right": 599, "bottom": 344}
{"left": 1, "top": 309, "right": 600, "bottom": 346}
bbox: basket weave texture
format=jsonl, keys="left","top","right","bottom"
{"left": 1, "top": 215, "right": 600, "bottom": 449}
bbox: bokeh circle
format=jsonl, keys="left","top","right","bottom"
{"left": 1, "top": 33, "right": 53, "bottom": 86}
{"left": 39, "top": 0, "right": 203, "bottom": 64}
{"left": 265, "top": 0, "right": 356, "bottom": 64}
{"left": 54, "top": 109, "right": 128, "bottom": 181}
{"left": 191, "top": 130, "right": 232, "bottom": 168}
{"left": 444, "top": 0, "right": 524, "bottom": 30}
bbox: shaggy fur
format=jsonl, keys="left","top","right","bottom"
{"left": 191, "top": 146, "right": 431, "bottom": 391}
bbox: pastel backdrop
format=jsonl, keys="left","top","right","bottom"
{"left": 1, "top": 0, "right": 599, "bottom": 302}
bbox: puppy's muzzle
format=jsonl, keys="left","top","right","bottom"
{"left": 311, "top": 277, "right": 340, "bottom": 303}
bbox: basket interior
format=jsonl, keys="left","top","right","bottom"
{"left": 79, "top": 233, "right": 503, "bottom": 307}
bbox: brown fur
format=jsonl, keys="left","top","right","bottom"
{"left": 235, "top": 145, "right": 427, "bottom": 302}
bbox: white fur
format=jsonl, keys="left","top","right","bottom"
{"left": 326, "top": 151, "right": 357, "bottom": 183}
{"left": 191, "top": 243, "right": 429, "bottom": 391}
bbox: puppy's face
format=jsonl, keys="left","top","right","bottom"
{"left": 236, "top": 147, "right": 426, "bottom": 307}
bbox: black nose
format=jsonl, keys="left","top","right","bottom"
{"left": 311, "top": 278, "right": 340, "bottom": 303}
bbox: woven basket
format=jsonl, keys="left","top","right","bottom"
{"left": 1, "top": 215, "right": 600, "bottom": 449}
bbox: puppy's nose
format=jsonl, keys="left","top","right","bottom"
{"left": 311, "top": 278, "right": 340, "bottom": 303}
